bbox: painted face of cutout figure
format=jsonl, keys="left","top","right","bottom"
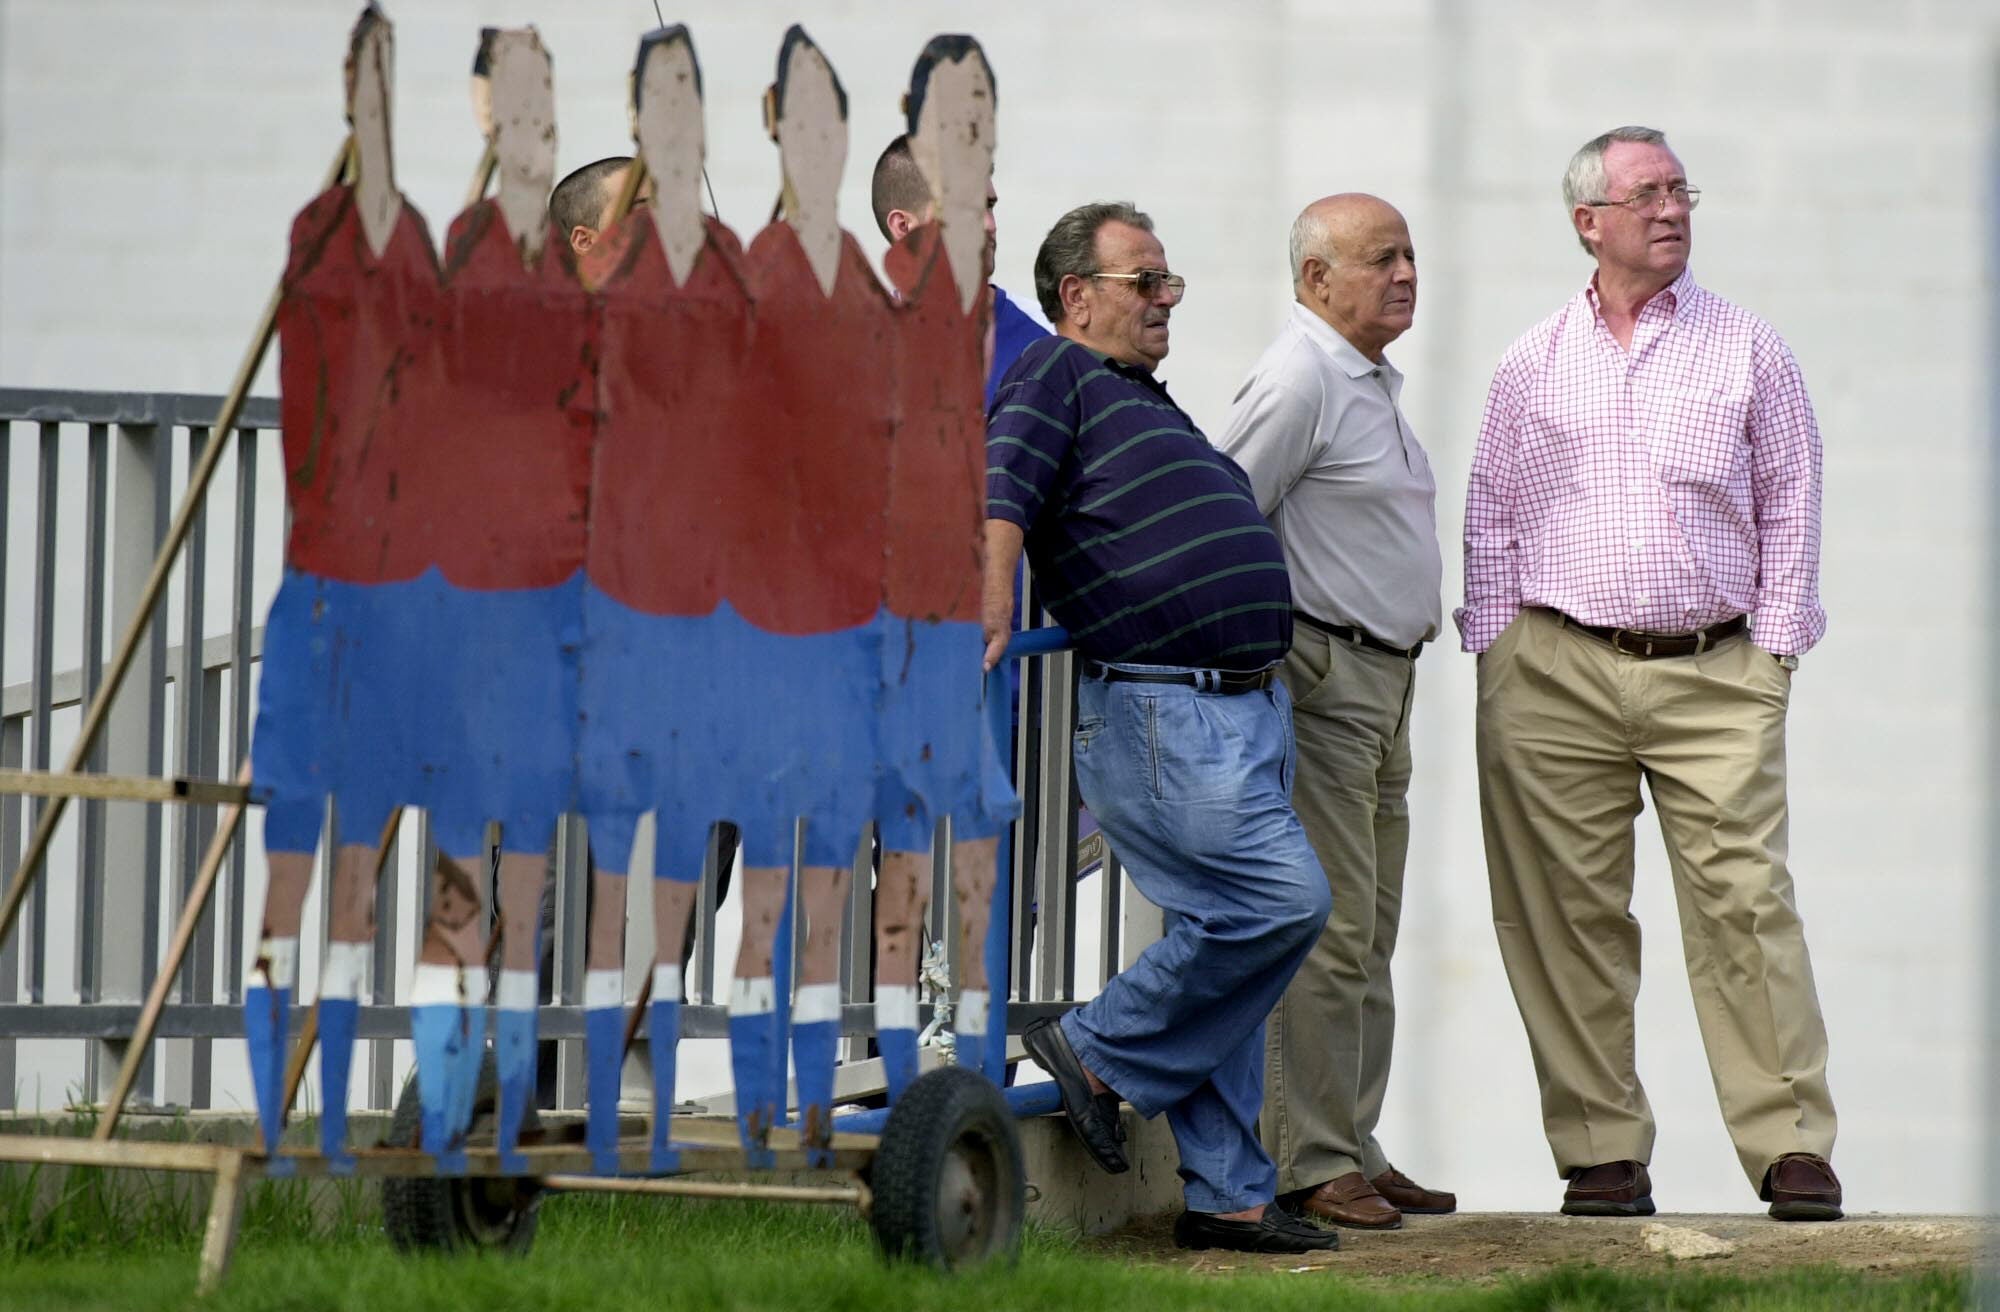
{"left": 488, "top": 28, "right": 557, "bottom": 261}
{"left": 906, "top": 36, "right": 996, "bottom": 313}
{"left": 635, "top": 26, "right": 707, "bottom": 284}
{"left": 343, "top": 5, "right": 400, "bottom": 258}
{"left": 765, "top": 26, "right": 847, "bottom": 295}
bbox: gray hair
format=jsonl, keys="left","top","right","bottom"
{"left": 1289, "top": 205, "right": 1333, "bottom": 285}
{"left": 1033, "top": 201, "right": 1153, "bottom": 323}
{"left": 1562, "top": 125, "right": 1670, "bottom": 254}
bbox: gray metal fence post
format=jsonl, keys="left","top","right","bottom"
{"left": 552, "top": 815, "right": 588, "bottom": 1109}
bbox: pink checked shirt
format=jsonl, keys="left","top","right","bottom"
{"left": 1455, "top": 269, "right": 1825, "bottom": 655}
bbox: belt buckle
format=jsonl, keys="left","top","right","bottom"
{"left": 1609, "top": 628, "right": 1651, "bottom": 658}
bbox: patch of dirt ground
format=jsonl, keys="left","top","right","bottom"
{"left": 1082, "top": 1212, "right": 1983, "bottom": 1282}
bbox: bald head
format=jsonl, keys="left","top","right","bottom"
{"left": 1289, "top": 193, "right": 1416, "bottom": 361}
{"left": 1289, "top": 194, "right": 1402, "bottom": 284}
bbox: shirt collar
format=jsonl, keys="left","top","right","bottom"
{"left": 1063, "top": 337, "right": 1175, "bottom": 396}
{"left": 1289, "top": 301, "right": 1402, "bottom": 387}
{"left": 1583, "top": 266, "right": 1699, "bottom": 322}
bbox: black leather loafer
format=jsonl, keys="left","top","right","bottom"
{"left": 1174, "top": 1203, "right": 1341, "bottom": 1253}
{"left": 1022, "top": 1017, "right": 1129, "bottom": 1174}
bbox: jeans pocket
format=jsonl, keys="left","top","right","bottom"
{"left": 1147, "top": 693, "right": 1247, "bottom": 806}
{"left": 1073, "top": 714, "right": 1106, "bottom": 755}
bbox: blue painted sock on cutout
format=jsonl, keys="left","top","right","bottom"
{"left": 728, "top": 1010, "right": 777, "bottom": 1168}
{"left": 494, "top": 1008, "right": 537, "bottom": 1174}
{"left": 791, "top": 1019, "right": 839, "bottom": 1167}
{"left": 647, "top": 998, "right": 681, "bottom": 1173}
{"left": 317, "top": 996, "right": 358, "bottom": 1175}
{"left": 411, "top": 1001, "right": 466, "bottom": 1175}
{"left": 445, "top": 1004, "right": 487, "bottom": 1170}
{"left": 585, "top": 1005, "right": 625, "bottom": 1175}
{"left": 954, "top": 1029, "right": 987, "bottom": 1083}
{"left": 243, "top": 984, "right": 290, "bottom": 1155}
{"left": 879, "top": 1026, "right": 919, "bottom": 1104}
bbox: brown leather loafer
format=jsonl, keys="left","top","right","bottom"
{"left": 1762, "top": 1152, "right": 1842, "bottom": 1222}
{"left": 1560, "top": 1160, "right": 1655, "bottom": 1217}
{"left": 1297, "top": 1171, "right": 1402, "bottom": 1230}
{"left": 1372, "top": 1166, "right": 1456, "bottom": 1214}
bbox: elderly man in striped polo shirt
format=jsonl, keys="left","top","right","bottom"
{"left": 983, "top": 202, "right": 1335, "bottom": 1255}
{"left": 1461, "top": 125, "right": 1841, "bottom": 1222}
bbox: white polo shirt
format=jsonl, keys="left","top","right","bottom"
{"left": 1217, "top": 301, "right": 1442, "bottom": 651}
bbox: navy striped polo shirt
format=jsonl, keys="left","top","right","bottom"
{"left": 986, "top": 336, "right": 1292, "bottom": 671}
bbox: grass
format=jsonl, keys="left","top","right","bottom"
{"left": 0, "top": 1171, "right": 1972, "bottom": 1312}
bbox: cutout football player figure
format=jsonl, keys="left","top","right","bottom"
{"left": 417, "top": 25, "right": 581, "bottom": 1174}
{"left": 252, "top": 3, "right": 440, "bottom": 1174}
{"left": 879, "top": 36, "right": 1015, "bottom": 1086}
{"left": 729, "top": 24, "right": 892, "bottom": 1162}
{"left": 576, "top": 22, "right": 751, "bottom": 1174}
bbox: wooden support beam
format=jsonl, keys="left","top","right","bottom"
{"left": 96, "top": 762, "right": 253, "bottom": 1139}
{"left": 539, "top": 1174, "right": 868, "bottom": 1207}
{"left": 0, "top": 1134, "right": 236, "bottom": 1172}
{"left": 0, "top": 768, "right": 251, "bottom": 806}
{"left": 197, "top": 1150, "right": 253, "bottom": 1295}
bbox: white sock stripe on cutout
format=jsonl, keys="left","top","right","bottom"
{"left": 956, "top": 989, "right": 989, "bottom": 1032}
{"left": 254, "top": 937, "right": 299, "bottom": 991}
{"left": 496, "top": 968, "right": 537, "bottom": 1012}
{"left": 652, "top": 963, "right": 683, "bottom": 1002}
{"left": 320, "top": 942, "right": 371, "bottom": 1001}
{"left": 410, "top": 962, "right": 462, "bottom": 1007}
{"left": 876, "top": 984, "right": 918, "bottom": 1030}
{"left": 794, "top": 983, "right": 840, "bottom": 1024}
{"left": 584, "top": 969, "right": 625, "bottom": 1009}
{"left": 730, "top": 976, "right": 775, "bottom": 1015}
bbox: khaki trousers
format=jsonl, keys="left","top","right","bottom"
{"left": 1262, "top": 624, "right": 1415, "bottom": 1192}
{"left": 1476, "top": 608, "right": 1835, "bottom": 1186}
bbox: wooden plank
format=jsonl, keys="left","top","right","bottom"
{"left": 540, "top": 1174, "right": 867, "bottom": 1206}
{"left": 0, "top": 1133, "right": 234, "bottom": 1172}
{"left": 196, "top": 1150, "right": 251, "bottom": 1295}
{"left": 265, "top": 1128, "right": 878, "bottom": 1178}
{"left": 0, "top": 769, "right": 250, "bottom": 806}
{"left": 0, "top": 1128, "right": 876, "bottom": 1179}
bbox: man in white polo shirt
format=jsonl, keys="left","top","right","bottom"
{"left": 1218, "top": 193, "right": 1452, "bottom": 1231}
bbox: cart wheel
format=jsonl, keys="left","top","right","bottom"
{"left": 869, "top": 1065, "right": 1024, "bottom": 1269}
{"left": 381, "top": 1051, "right": 542, "bottom": 1254}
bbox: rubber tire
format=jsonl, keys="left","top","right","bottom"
{"left": 380, "top": 1050, "right": 542, "bottom": 1255}
{"left": 869, "top": 1065, "right": 1025, "bottom": 1270}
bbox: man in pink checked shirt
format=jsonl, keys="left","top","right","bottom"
{"left": 1458, "top": 125, "right": 1842, "bottom": 1224}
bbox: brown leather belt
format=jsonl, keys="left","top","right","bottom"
{"left": 1551, "top": 609, "right": 1746, "bottom": 659}
{"left": 1293, "top": 610, "right": 1424, "bottom": 660}
{"left": 1081, "top": 662, "right": 1277, "bottom": 695}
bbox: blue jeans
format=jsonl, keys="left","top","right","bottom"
{"left": 1061, "top": 665, "right": 1331, "bottom": 1213}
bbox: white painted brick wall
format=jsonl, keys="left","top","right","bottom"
{"left": 1, "top": 0, "right": 1995, "bottom": 1214}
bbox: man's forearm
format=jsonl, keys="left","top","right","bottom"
{"left": 981, "top": 518, "right": 1027, "bottom": 669}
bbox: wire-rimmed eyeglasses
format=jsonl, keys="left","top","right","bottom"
{"left": 1583, "top": 185, "right": 1701, "bottom": 216}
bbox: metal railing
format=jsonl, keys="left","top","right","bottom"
{"left": 0, "top": 387, "right": 1156, "bottom": 1116}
